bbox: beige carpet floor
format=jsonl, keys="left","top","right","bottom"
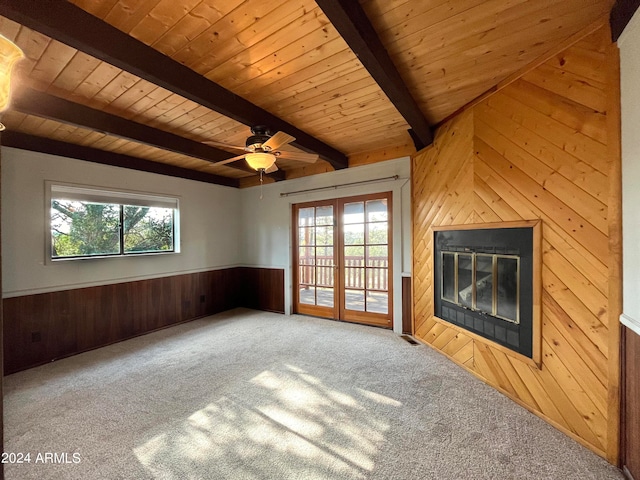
{"left": 3, "top": 308, "right": 624, "bottom": 479}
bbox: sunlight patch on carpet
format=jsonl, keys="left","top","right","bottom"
{"left": 133, "top": 364, "right": 402, "bottom": 479}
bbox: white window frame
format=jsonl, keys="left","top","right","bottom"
{"left": 46, "top": 181, "right": 181, "bottom": 262}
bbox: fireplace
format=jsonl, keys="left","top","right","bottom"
{"left": 433, "top": 224, "right": 539, "bottom": 358}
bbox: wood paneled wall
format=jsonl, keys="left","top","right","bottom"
{"left": 3, "top": 267, "right": 284, "bottom": 374}
{"left": 623, "top": 327, "right": 640, "bottom": 479}
{"left": 412, "top": 26, "right": 621, "bottom": 460}
{"left": 237, "top": 267, "right": 285, "bottom": 314}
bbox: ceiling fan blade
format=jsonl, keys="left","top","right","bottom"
{"left": 203, "top": 140, "right": 246, "bottom": 151}
{"left": 277, "top": 150, "right": 318, "bottom": 163}
{"left": 263, "top": 131, "right": 295, "bottom": 151}
{"left": 265, "top": 163, "right": 279, "bottom": 174}
{"left": 210, "top": 154, "right": 247, "bottom": 166}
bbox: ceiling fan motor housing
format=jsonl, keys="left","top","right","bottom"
{"left": 246, "top": 125, "right": 272, "bottom": 151}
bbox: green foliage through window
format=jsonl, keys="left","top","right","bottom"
{"left": 51, "top": 200, "right": 175, "bottom": 259}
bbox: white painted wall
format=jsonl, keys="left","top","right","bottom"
{"left": 619, "top": 10, "right": 640, "bottom": 336}
{"left": 1, "top": 147, "right": 242, "bottom": 297}
{"left": 238, "top": 157, "right": 412, "bottom": 332}
{"left": 1, "top": 146, "right": 411, "bottom": 331}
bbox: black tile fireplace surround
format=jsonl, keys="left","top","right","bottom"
{"left": 434, "top": 226, "right": 534, "bottom": 358}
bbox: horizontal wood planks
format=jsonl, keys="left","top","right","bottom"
{"left": 3, "top": 267, "right": 284, "bottom": 374}
{"left": 411, "top": 26, "right": 621, "bottom": 460}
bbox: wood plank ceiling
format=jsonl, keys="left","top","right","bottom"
{"left": 0, "top": 0, "right": 614, "bottom": 187}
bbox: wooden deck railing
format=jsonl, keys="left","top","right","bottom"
{"left": 299, "top": 256, "right": 388, "bottom": 290}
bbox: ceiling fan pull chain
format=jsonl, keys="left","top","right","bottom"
{"left": 260, "top": 169, "right": 264, "bottom": 200}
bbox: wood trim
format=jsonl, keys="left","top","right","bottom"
{"left": 0, "top": 0, "right": 349, "bottom": 171}
{"left": 606, "top": 33, "right": 623, "bottom": 466}
{"left": 611, "top": 0, "right": 640, "bottom": 41}
{"left": 0, "top": 132, "right": 4, "bottom": 480}
{"left": 432, "top": 220, "right": 541, "bottom": 232}
{"left": 292, "top": 199, "right": 339, "bottom": 320}
{"left": 315, "top": 0, "right": 433, "bottom": 149}
{"left": 338, "top": 191, "right": 393, "bottom": 329}
{"left": 1, "top": 131, "right": 239, "bottom": 188}
{"left": 12, "top": 88, "right": 285, "bottom": 181}
{"left": 532, "top": 220, "right": 543, "bottom": 368}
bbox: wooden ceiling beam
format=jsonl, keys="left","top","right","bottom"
{"left": 11, "top": 88, "right": 286, "bottom": 181}
{"left": 315, "top": 0, "right": 433, "bottom": 150}
{"left": 0, "top": 0, "right": 348, "bottom": 171}
{"left": 610, "top": 0, "right": 640, "bottom": 41}
{"left": 1, "top": 131, "right": 240, "bottom": 188}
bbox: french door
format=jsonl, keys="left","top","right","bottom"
{"left": 293, "top": 192, "right": 392, "bottom": 328}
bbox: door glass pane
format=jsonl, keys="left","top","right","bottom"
{"left": 366, "top": 268, "right": 388, "bottom": 290}
{"left": 298, "top": 207, "right": 314, "bottom": 226}
{"left": 497, "top": 257, "right": 519, "bottom": 323}
{"left": 316, "top": 206, "right": 333, "bottom": 225}
{"left": 300, "top": 286, "right": 316, "bottom": 305}
{"left": 345, "top": 267, "right": 365, "bottom": 289}
{"left": 366, "top": 222, "right": 388, "bottom": 244}
{"left": 299, "top": 266, "right": 315, "bottom": 286}
{"left": 442, "top": 253, "right": 456, "bottom": 302}
{"left": 476, "top": 255, "right": 493, "bottom": 314}
{"left": 345, "top": 289, "right": 365, "bottom": 311}
{"left": 366, "top": 200, "right": 388, "bottom": 222}
{"left": 344, "top": 223, "right": 364, "bottom": 244}
{"left": 295, "top": 204, "right": 336, "bottom": 313}
{"left": 344, "top": 245, "right": 364, "bottom": 266}
{"left": 366, "top": 291, "right": 388, "bottom": 314}
{"left": 458, "top": 254, "right": 473, "bottom": 308}
{"left": 344, "top": 202, "right": 364, "bottom": 223}
{"left": 315, "top": 226, "right": 333, "bottom": 246}
{"left": 298, "top": 227, "right": 315, "bottom": 246}
{"left": 317, "top": 287, "right": 334, "bottom": 307}
{"left": 316, "top": 246, "right": 333, "bottom": 263}
{"left": 299, "top": 247, "right": 314, "bottom": 265}
{"left": 366, "top": 245, "right": 388, "bottom": 266}
{"left": 316, "top": 266, "right": 334, "bottom": 287}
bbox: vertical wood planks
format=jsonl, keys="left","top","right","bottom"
{"left": 2, "top": 267, "right": 283, "bottom": 374}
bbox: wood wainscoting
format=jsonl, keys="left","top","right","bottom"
{"left": 238, "top": 267, "right": 285, "bottom": 314}
{"left": 623, "top": 326, "right": 640, "bottom": 480}
{"left": 3, "top": 266, "right": 284, "bottom": 374}
{"left": 412, "top": 25, "right": 621, "bottom": 461}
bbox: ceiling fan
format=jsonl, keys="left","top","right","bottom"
{"left": 204, "top": 126, "right": 318, "bottom": 174}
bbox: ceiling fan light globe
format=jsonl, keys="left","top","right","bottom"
{"left": 245, "top": 152, "right": 276, "bottom": 171}
{"left": 0, "top": 34, "right": 24, "bottom": 112}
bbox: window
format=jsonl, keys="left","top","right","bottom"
{"left": 49, "top": 184, "right": 179, "bottom": 260}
